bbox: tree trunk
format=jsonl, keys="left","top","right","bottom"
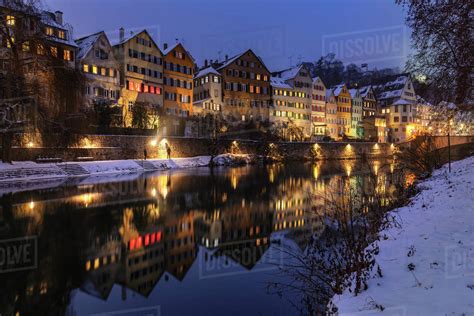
{"left": 1, "top": 131, "right": 13, "bottom": 163}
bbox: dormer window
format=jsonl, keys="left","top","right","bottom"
{"left": 46, "top": 27, "right": 54, "bottom": 36}
{"left": 58, "top": 30, "right": 66, "bottom": 40}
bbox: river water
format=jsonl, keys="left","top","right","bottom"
{"left": 0, "top": 159, "right": 410, "bottom": 315}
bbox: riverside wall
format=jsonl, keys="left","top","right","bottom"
{"left": 6, "top": 134, "right": 398, "bottom": 161}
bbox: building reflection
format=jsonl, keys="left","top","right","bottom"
{"left": 0, "top": 160, "right": 409, "bottom": 315}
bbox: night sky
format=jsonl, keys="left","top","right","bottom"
{"left": 42, "top": 0, "right": 409, "bottom": 71}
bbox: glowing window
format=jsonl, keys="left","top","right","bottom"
{"left": 6, "top": 15, "right": 15, "bottom": 26}
{"left": 92, "top": 65, "right": 98, "bottom": 74}
{"left": 83, "top": 64, "right": 89, "bottom": 72}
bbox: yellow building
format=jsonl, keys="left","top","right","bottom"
{"left": 113, "top": 28, "right": 164, "bottom": 127}
{"left": 333, "top": 83, "right": 351, "bottom": 138}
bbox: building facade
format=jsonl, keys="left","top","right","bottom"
{"left": 333, "top": 83, "right": 352, "bottom": 137}
{"left": 193, "top": 64, "right": 222, "bottom": 116}
{"left": 270, "top": 65, "right": 313, "bottom": 140}
{"left": 75, "top": 31, "right": 121, "bottom": 110}
{"left": 363, "top": 115, "right": 387, "bottom": 143}
{"left": 163, "top": 42, "right": 194, "bottom": 117}
{"left": 376, "top": 74, "right": 417, "bottom": 142}
{"left": 359, "top": 85, "right": 377, "bottom": 118}
{"left": 349, "top": 88, "right": 363, "bottom": 138}
{"left": 325, "top": 89, "right": 338, "bottom": 139}
{"left": 214, "top": 49, "right": 271, "bottom": 123}
{"left": 311, "top": 77, "right": 327, "bottom": 139}
{"left": 112, "top": 29, "right": 163, "bottom": 127}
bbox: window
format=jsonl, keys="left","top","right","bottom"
{"left": 6, "top": 15, "right": 15, "bottom": 26}
{"left": 50, "top": 46, "right": 58, "bottom": 57}
{"left": 101, "top": 67, "right": 106, "bottom": 76}
{"left": 63, "top": 49, "right": 72, "bottom": 61}
{"left": 58, "top": 30, "right": 66, "bottom": 39}
{"left": 22, "top": 41, "right": 30, "bottom": 52}
{"left": 45, "top": 27, "right": 53, "bottom": 36}
{"left": 92, "top": 65, "right": 98, "bottom": 74}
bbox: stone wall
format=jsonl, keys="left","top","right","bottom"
{"left": 6, "top": 134, "right": 397, "bottom": 161}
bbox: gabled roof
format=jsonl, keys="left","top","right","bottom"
{"left": 326, "top": 89, "right": 335, "bottom": 99}
{"left": 358, "top": 85, "right": 373, "bottom": 98}
{"left": 194, "top": 65, "right": 220, "bottom": 79}
{"left": 215, "top": 49, "right": 271, "bottom": 74}
{"left": 332, "top": 83, "right": 346, "bottom": 97}
{"left": 349, "top": 89, "right": 360, "bottom": 99}
{"left": 162, "top": 42, "right": 195, "bottom": 63}
{"left": 272, "top": 64, "right": 304, "bottom": 81}
{"left": 312, "top": 76, "right": 325, "bottom": 86}
{"left": 75, "top": 31, "right": 103, "bottom": 60}
{"left": 41, "top": 11, "right": 77, "bottom": 47}
{"left": 270, "top": 76, "right": 292, "bottom": 89}
{"left": 111, "top": 29, "right": 162, "bottom": 55}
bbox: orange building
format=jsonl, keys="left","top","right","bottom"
{"left": 163, "top": 43, "right": 195, "bottom": 117}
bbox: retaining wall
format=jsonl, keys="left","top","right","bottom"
{"left": 6, "top": 134, "right": 396, "bottom": 161}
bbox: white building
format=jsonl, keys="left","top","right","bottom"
{"left": 270, "top": 65, "right": 313, "bottom": 140}
{"left": 75, "top": 31, "right": 121, "bottom": 110}
{"left": 193, "top": 64, "right": 223, "bottom": 116}
{"left": 349, "top": 88, "right": 363, "bottom": 138}
{"left": 375, "top": 74, "right": 417, "bottom": 143}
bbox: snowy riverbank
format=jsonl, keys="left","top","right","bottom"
{"left": 332, "top": 156, "right": 474, "bottom": 315}
{"left": 0, "top": 154, "right": 257, "bottom": 184}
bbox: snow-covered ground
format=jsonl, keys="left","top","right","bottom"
{"left": 333, "top": 156, "right": 474, "bottom": 315}
{"left": 0, "top": 154, "right": 254, "bottom": 186}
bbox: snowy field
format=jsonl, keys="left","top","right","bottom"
{"left": 333, "top": 156, "right": 474, "bottom": 315}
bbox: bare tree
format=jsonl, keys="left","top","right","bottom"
{"left": 396, "top": 0, "right": 473, "bottom": 105}
{"left": 0, "top": 0, "right": 85, "bottom": 162}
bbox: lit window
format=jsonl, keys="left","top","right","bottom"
{"left": 63, "top": 49, "right": 72, "bottom": 61}
{"left": 83, "top": 64, "right": 89, "bottom": 72}
{"left": 45, "top": 27, "right": 53, "bottom": 36}
{"left": 6, "top": 15, "right": 15, "bottom": 26}
{"left": 101, "top": 67, "right": 106, "bottom": 76}
{"left": 37, "top": 43, "right": 44, "bottom": 55}
{"left": 58, "top": 30, "right": 65, "bottom": 39}
{"left": 22, "top": 41, "right": 30, "bottom": 52}
{"left": 50, "top": 46, "right": 57, "bottom": 57}
{"left": 92, "top": 65, "right": 98, "bottom": 74}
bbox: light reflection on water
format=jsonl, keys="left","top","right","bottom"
{"left": 0, "top": 159, "right": 405, "bottom": 316}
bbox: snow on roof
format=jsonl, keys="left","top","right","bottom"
{"left": 272, "top": 65, "right": 302, "bottom": 81}
{"left": 349, "top": 89, "right": 359, "bottom": 99}
{"left": 270, "top": 76, "right": 292, "bottom": 89}
{"left": 332, "top": 84, "right": 345, "bottom": 97}
{"left": 75, "top": 32, "right": 102, "bottom": 60}
{"left": 216, "top": 52, "right": 244, "bottom": 70}
{"left": 326, "top": 89, "right": 334, "bottom": 99}
{"left": 41, "top": 12, "right": 77, "bottom": 47}
{"left": 110, "top": 31, "right": 136, "bottom": 46}
{"left": 163, "top": 43, "right": 179, "bottom": 56}
{"left": 378, "top": 89, "right": 403, "bottom": 100}
{"left": 194, "top": 66, "right": 220, "bottom": 79}
{"left": 358, "top": 85, "right": 372, "bottom": 97}
{"left": 392, "top": 98, "right": 413, "bottom": 106}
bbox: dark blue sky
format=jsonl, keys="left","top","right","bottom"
{"left": 43, "top": 0, "right": 410, "bottom": 71}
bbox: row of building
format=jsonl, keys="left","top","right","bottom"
{"left": 1, "top": 4, "right": 429, "bottom": 143}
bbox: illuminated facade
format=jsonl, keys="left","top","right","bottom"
{"left": 349, "top": 88, "right": 363, "bottom": 138}
{"left": 359, "top": 85, "right": 377, "bottom": 117}
{"left": 193, "top": 64, "right": 223, "bottom": 116}
{"left": 214, "top": 49, "right": 272, "bottom": 122}
{"left": 112, "top": 28, "right": 164, "bottom": 127}
{"left": 375, "top": 74, "right": 417, "bottom": 143}
{"left": 325, "top": 89, "right": 338, "bottom": 139}
{"left": 269, "top": 65, "right": 312, "bottom": 140}
{"left": 333, "top": 83, "right": 352, "bottom": 137}
{"left": 163, "top": 42, "right": 195, "bottom": 117}
{"left": 311, "top": 76, "right": 327, "bottom": 139}
{"left": 75, "top": 31, "right": 121, "bottom": 110}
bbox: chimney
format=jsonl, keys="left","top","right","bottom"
{"left": 204, "top": 59, "right": 208, "bottom": 67}
{"left": 54, "top": 10, "right": 63, "bottom": 25}
{"left": 119, "top": 27, "right": 124, "bottom": 42}
{"left": 164, "top": 43, "right": 168, "bottom": 50}
{"left": 225, "top": 54, "right": 228, "bottom": 61}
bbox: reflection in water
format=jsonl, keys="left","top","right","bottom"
{"left": 0, "top": 159, "right": 411, "bottom": 315}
